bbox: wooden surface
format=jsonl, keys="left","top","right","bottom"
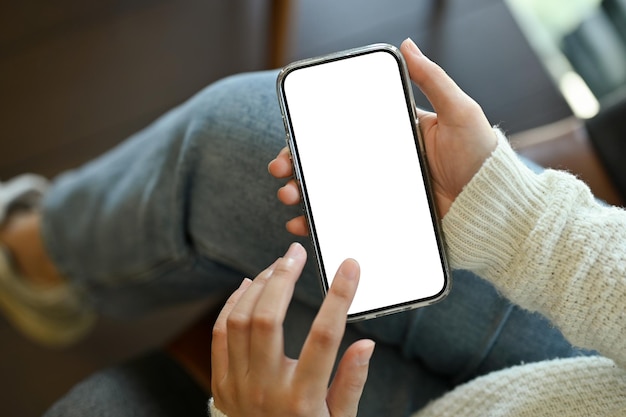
{"left": 510, "top": 117, "right": 624, "bottom": 206}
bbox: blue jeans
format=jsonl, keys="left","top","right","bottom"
{"left": 42, "top": 71, "right": 586, "bottom": 416}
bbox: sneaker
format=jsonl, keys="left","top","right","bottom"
{"left": 0, "top": 175, "right": 96, "bottom": 347}
{"left": 0, "top": 174, "right": 49, "bottom": 221}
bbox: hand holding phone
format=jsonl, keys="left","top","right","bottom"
{"left": 276, "top": 43, "right": 452, "bottom": 320}
{"left": 270, "top": 39, "right": 497, "bottom": 229}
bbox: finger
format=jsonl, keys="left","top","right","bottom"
{"left": 414, "top": 105, "right": 434, "bottom": 119}
{"left": 414, "top": 106, "right": 438, "bottom": 134}
{"left": 224, "top": 261, "right": 277, "bottom": 378}
{"left": 277, "top": 179, "right": 301, "bottom": 206}
{"left": 211, "top": 278, "right": 253, "bottom": 385}
{"left": 286, "top": 216, "right": 308, "bottom": 236}
{"left": 327, "top": 339, "right": 375, "bottom": 417}
{"left": 268, "top": 147, "right": 293, "bottom": 179}
{"left": 400, "top": 38, "right": 470, "bottom": 118}
{"left": 249, "top": 243, "right": 307, "bottom": 376}
{"left": 294, "top": 259, "right": 360, "bottom": 395}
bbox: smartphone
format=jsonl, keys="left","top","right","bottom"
{"left": 276, "top": 43, "right": 450, "bottom": 321}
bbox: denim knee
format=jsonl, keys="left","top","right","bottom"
{"left": 43, "top": 351, "right": 208, "bottom": 417}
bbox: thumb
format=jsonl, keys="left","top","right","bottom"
{"left": 400, "top": 38, "right": 469, "bottom": 118}
{"left": 326, "top": 339, "right": 375, "bottom": 416}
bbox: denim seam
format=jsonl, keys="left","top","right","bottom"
{"left": 452, "top": 302, "right": 515, "bottom": 385}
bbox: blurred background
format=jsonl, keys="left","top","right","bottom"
{"left": 1, "top": 0, "right": 625, "bottom": 415}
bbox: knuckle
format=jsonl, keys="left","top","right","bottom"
{"left": 226, "top": 311, "right": 251, "bottom": 333}
{"left": 247, "top": 386, "right": 268, "bottom": 408}
{"left": 251, "top": 309, "right": 280, "bottom": 333}
{"left": 287, "top": 395, "right": 314, "bottom": 417}
{"left": 309, "top": 324, "right": 339, "bottom": 348}
{"left": 273, "top": 260, "right": 294, "bottom": 277}
{"left": 274, "top": 253, "right": 303, "bottom": 277}
{"left": 212, "top": 322, "right": 227, "bottom": 339}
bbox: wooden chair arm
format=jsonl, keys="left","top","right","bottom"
{"left": 509, "top": 117, "right": 624, "bottom": 207}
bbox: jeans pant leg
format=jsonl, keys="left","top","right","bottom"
{"left": 355, "top": 269, "right": 591, "bottom": 386}
{"left": 43, "top": 351, "right": 209, "bottom": 417}
{"left": 42, "top": 69, "right": 586, "bottom": 394}
{"left": 42, "top": 70, "right": 321, "bottom": 317}
{"left": 44, "top": 301, "right": 450, "bottom": 417}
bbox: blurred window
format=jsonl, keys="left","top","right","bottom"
{"left": 507, "top": 0, "right": 626, "bottom": 117}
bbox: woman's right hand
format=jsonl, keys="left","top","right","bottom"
{"left": 268, "top": 38, "right": 498, "bottom": 236}
{"left": 210, "top": 243, "right": 374, "bottom": 417}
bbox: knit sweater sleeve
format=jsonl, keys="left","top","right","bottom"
{"left": 208, "top": 398, "right": 227, "bottom": 417}
{"left": 442, "top": 129, "right": 626, "bottom": 368}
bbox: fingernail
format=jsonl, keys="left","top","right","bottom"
{"left": 357, "top": 340, "right": 376, "bottom": 365}
{"left": 239, "top": 277, "right": 253, "bottom": 289}
{"left": 404, "top": 37, "right": 423, "bottom": 57}
{"left": 285, "top": 242, "right": 306, "bottom": 261}
{"left": 339, "top": 258, "right": 360, "bottom": 280}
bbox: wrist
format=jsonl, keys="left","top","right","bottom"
{"left": 442, "top": 129, "right": 548, "bottom": 278}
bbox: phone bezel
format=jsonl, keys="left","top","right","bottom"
{"left": 276, "top": 43, "right": 451, "bottom": 321}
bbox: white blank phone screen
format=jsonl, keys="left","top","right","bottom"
{"left": 282, "top": 50, "right": 447, "bottom": 316}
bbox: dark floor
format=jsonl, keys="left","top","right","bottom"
{"left": 0, "top": 1, "right": 571, "bottom": 416}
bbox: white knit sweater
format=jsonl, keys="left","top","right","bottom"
{"left": 416, "top": 131, "right": 626, "bottom": 417}
{"left": 210, "top": 131, "right": 626, "bottom": 416}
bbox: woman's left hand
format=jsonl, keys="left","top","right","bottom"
{"left": 268, "top": 38, "right": 497, "bottom": 236}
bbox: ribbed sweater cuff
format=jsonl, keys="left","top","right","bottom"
{"left": 208, "top": 398, "right": 228, "bottom": 417}
{"left": 442, "top": 129, "right": 549, "bottom": 280}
